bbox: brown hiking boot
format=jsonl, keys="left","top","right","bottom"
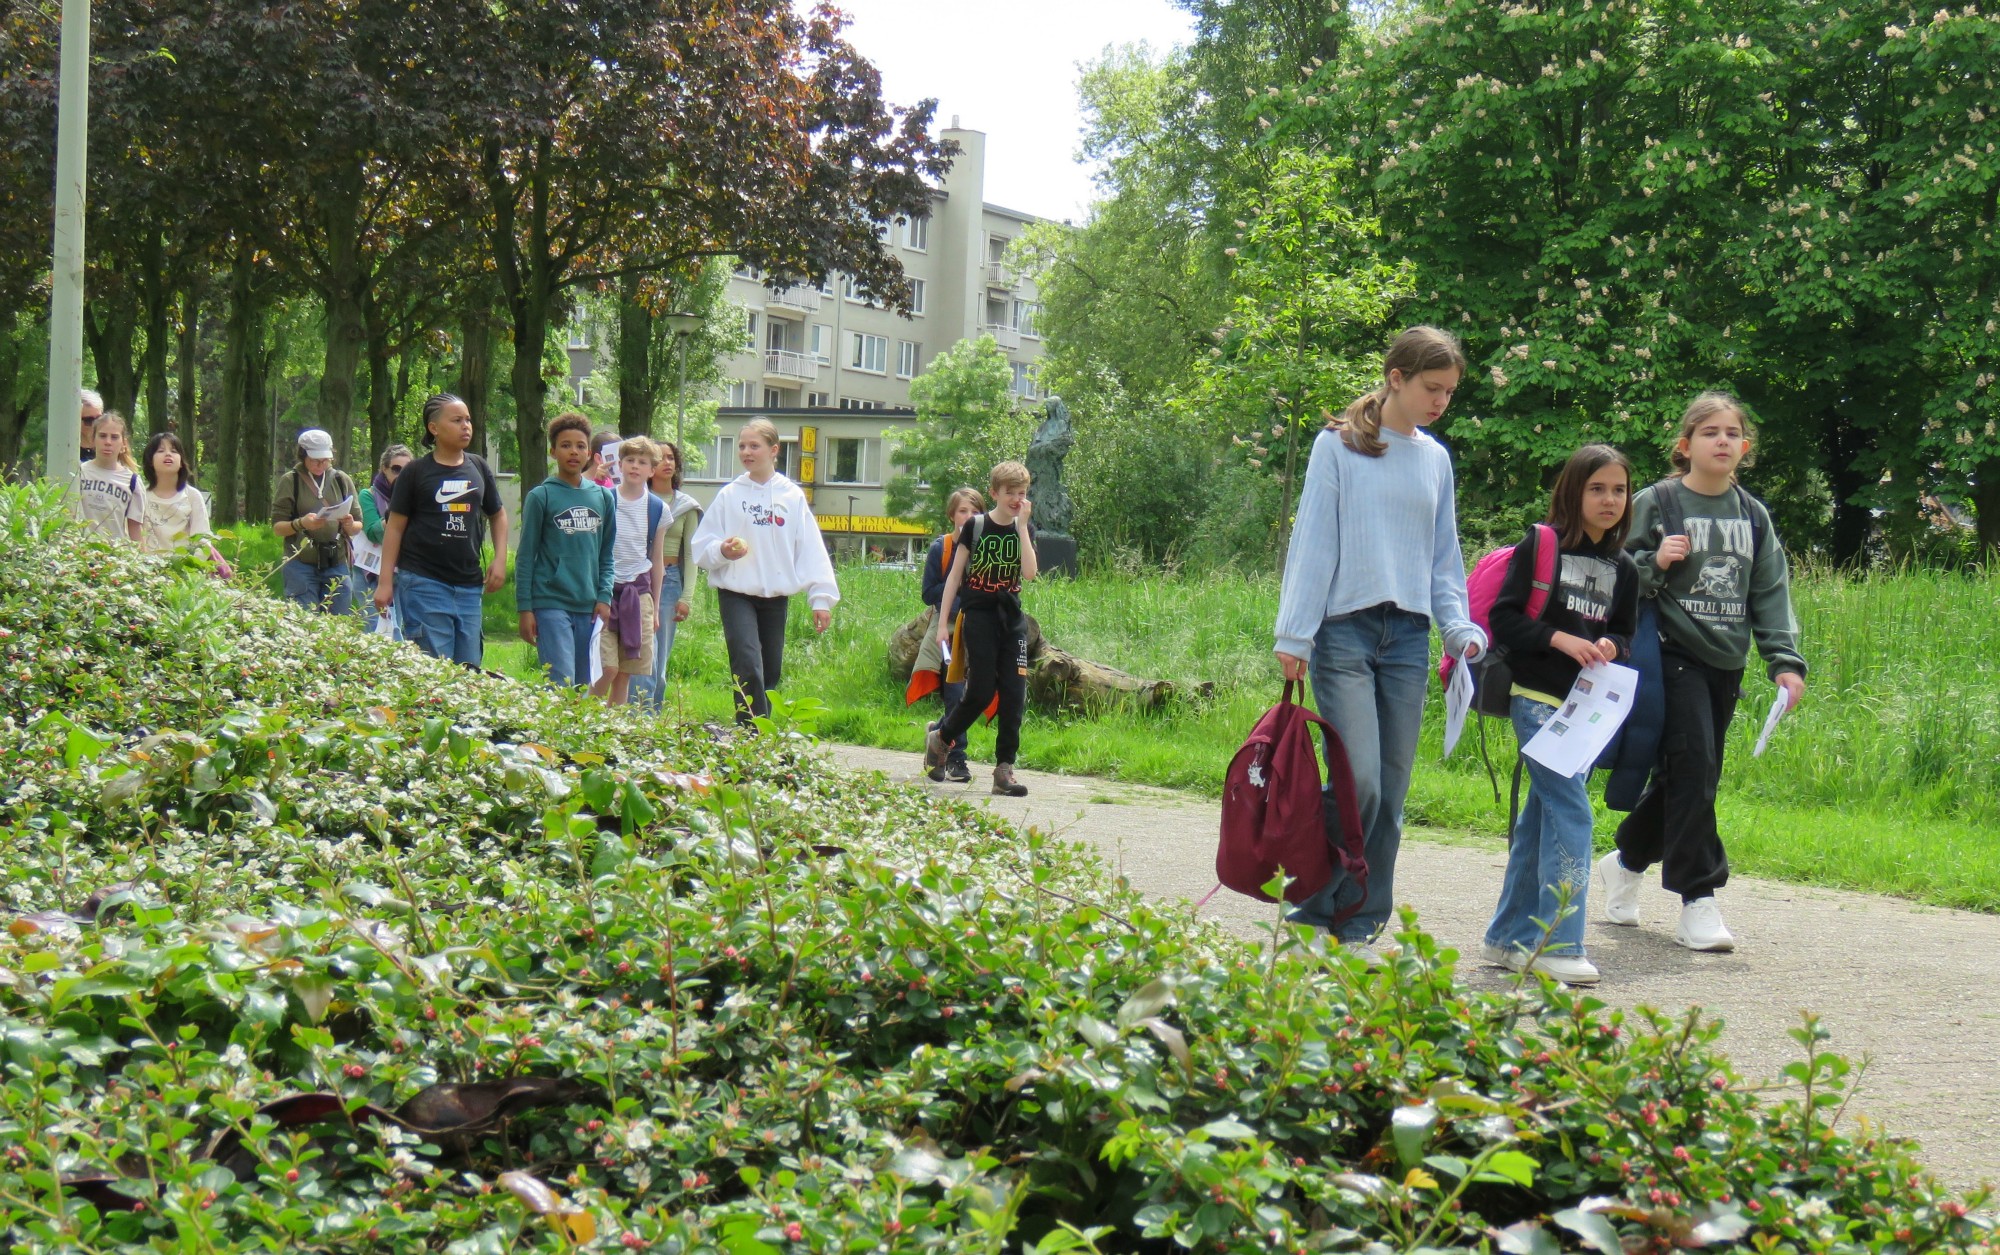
{"left": 991, "top": 763, "right": 1028, "bottom": 797}
{"left": 922, "top": 726, "right": 950, "bottom": 781}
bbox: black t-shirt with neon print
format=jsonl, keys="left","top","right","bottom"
{"left": 953, "top": 511, "right": 1036, "bottom": 610}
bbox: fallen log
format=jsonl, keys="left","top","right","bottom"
{"left": 887, "top": 611, "right": 1176, "bottom": 713}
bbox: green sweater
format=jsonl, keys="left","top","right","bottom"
{"left": 360, "top": 482, "right": 387, "bottom": 544}
{"left": 1627, "top": 479, "right": 1806, "bottom": 679}
{"left": 515, "top": 478, "right": 617, "bottom": 614}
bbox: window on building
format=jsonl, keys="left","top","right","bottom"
{"left": 842, "top": 274, "right": 864, "bottom": 303}
{"left": 1011, "top": 362, "right": 1038, "bottom": 399}
{"left": 776, "top": 439, "right": 799, "bottom": 479}
{"left": 575, "top": 380, "right": 590, "bottom": 405}
{"left": 897, "top": 340, "right": 921, "bottom": 379}
{"left": 763, "top": 387, "right": 784, "bottom": 408}
{"left": 988, "top": 234, "right": 1009, "bottom": 263}
{"left": 849, "top": 332, "right": 888, "bottom": 374}
{"left": 903, "top": 216, "right": 929, "bottom": 251}
{"left": 838, "top": 398, "right": 881, "bottom": 412}
{"left": 806, "top": 391, "right": 829, "bottom": 407}
{"left": 909, "top": 278, "right": 926, "bottom": 315}
{"left": 693, "top": 434, "right": 735, "bottom": 480}
{"left": 809, "top": 323, "right": 831, "bottom": 361}
{"left": 567, "top": 323, "right": 590, "bottom": 350}
{"left": 1013, "top": 300, "right": 1039, "bottom": 337}
{"left": 732, "top": 262, "right": 757, "bottom": 280}
{"left": 726, "top": 379, "right": 757, "bottom": 407}
{"left": 984, "top": 298, "right": 1007, "bottom": 329}
{"left": 744, "top": 309, "right": 760, "bottom": 348}
{"left": 825, "top": 436, "right": 882, "bottom": 485}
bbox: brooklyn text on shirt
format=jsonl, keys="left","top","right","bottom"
{"left": 1559, "top": 553, "right": 1617, "bottom": 624}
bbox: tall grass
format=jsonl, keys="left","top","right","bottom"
{"left": 218, "top": 520, "right": 2000, "bottom": 908}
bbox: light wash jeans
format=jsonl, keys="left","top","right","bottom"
{"left": 282, "top": 557, "right": 352, "bottom": 616}
{"left": 359, "top": 570, "right": 403, "bottom": 640}
{"left": 632, "top": 563, "right": 684, "bottom": 712}
{"left": 396, "top": 570, "right": 484, "bottom": 668}
{"left": 534, "top": 608, "right": 599, "bottom": 689}
{"left": 1288, "top": 604, "right": 1432, "bottom": 942}
{"left": 1485, "top": 694, "right": 1595, "bottom": 957}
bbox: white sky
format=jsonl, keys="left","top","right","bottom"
{"left": 823, "top": 0, "right": 1197, "bottom": 222}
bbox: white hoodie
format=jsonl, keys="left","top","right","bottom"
{"left": 690, "top": 472, "right": 840, "bottom": 609}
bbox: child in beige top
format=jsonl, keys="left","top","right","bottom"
{"left": 139, "top": 431, "right": 233, "bottom": 577}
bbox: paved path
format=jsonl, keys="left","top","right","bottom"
{"left": 828, "top": 743, "right": 2000, "bottom": 1188}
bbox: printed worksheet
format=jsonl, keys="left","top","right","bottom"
{"left": 1521, "top": 662, "right": 1639, "bottom": 776}
{"left": 1442, "top": 654, "right": 1474, "bottom": 757}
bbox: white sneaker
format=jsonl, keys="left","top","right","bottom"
{"left": 1675, "top": 897, "right": 1736, "bottom": 952}
{"left": 1527, "top": 952, "right": 1601, "bottom": 985}
{"left": 1341, "top": 941, "right": 1386, "bottom": 969}
{"left": 1481, "top": 942, "right": 1601, "bottom": 985}
{"left": 1597, "top": 849, "right": 1642, "bottom": 926}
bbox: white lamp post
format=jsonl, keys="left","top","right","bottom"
{"left": 43, "top": 0, "right": 91, "bottom": 488}
{"left": 662, "top": 311, "right": 705, "bottom": 448}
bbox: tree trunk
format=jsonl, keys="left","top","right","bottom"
{"left": 139, "top": 229, "right": 172, "bottom": 436}
{"left": 617, "top": 270, "right": 657, "bottom": 436}
{"left": 215, "top": 251, "right": 255, "bottom": 526}
{"left": 317, "top": 160, "right": 367, "bottom": 468}
{"left": 1975, "top": 459, "right": 2000, "bottom": 557}
{"left": 1825, "top": 403, "right": 1871, "bottom": 566}
{"left": 456, "top": 295, "right": 496, "bottom": 461}
{"left": 509, "top": 289, "right": 552, "bottom": 487}
{"left": 176, "top": 281, "right": 200, "bottom": 438}
{"left": 363, "top": 291, "right": 396, "bottom": 469}
{"left": 0, "top": 319, "right": 28, "bottom": 472}
{"left": 83, "top": 296, "right": 140, "bottom": 421}
{"left": 244, "top": 312, "right": 275, "bottom": 525}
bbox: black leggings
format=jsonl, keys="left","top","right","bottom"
{"left": 717, "top": 589, "right": 788, "bottom": 723}
{"left": 1613, "top": 649, "right": 1742, "bottom": 899}
{"left": 936, "top": 607, "right": 1027, "bottom": 764}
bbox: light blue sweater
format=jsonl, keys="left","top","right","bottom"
{"left": 1272, "top": 426, "right": 1485, "bottom": 662}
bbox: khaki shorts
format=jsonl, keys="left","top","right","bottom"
{"left": 600, "top": 592, "right": 656, "bottom": 675}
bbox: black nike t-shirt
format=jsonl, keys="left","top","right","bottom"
{"left": 388, "top": 453, "right": 502, "bottom": 586}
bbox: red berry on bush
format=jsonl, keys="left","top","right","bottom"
{"left": 344, "top": 1063, "right": 366, "bottom": 1079}
{"left": 785, "top": 1222, "right": 803, "bottom": 1241}
{"left": 285, "top": 1169, "right": 300, "bottom": 1183}
{"left": 620, "top": 1233, "right": 646, "bottom": 1249}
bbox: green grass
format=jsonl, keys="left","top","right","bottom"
{"left": 320, "top": 539, "right": 2000, "bottom": 913}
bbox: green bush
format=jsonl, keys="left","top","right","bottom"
{"left": 0, "top": 482, "right": 1989, "bottom": 1253}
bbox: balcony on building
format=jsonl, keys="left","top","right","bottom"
{"left": 765, "top": 285, "right": 822, "bottom": 318}
{"left": 984, "top": 261, "right": 1013, "bottom": 290}
{"left": 763, "top": 348, "right": 820, "bottom": 383}
{"left": 982, "top": 322, "right": 1021, "bottom": 351}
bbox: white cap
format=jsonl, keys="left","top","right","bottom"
{"left": 297, "top": 429, "right": 335, "bottom": 459}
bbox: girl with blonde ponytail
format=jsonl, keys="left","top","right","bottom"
{"left": 1271, "top": 325, "right": 1484, "bottom": 965}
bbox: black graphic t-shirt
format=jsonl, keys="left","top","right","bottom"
{"left": 388, "top": 453, "right": 502, "bottom": 586}
{"left": 1488, "top": 527, "right": 1638, "bottom": 699}
{"left": 955, "top": 512, "right": 1036, "bottom": 610}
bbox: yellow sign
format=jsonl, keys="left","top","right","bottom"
{"left": 799, "top": 426, "right": 818, "bottom": 454}
{"left": 817, "top": 515, "right": 927, "bottom": 536}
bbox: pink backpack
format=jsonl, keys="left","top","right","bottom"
{"left": 1216, "top": 681, "right": 1368, "bottom": 915}
{"left": 1440, "top": 523, "right": 1557, "bottom": 718}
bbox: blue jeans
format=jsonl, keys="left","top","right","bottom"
{"left": 282, "top": 558, "right": 352, "bottom": 616}
{"left": 1289, "top": 604, "right": 1431, "bottom": 942}
{"left": 534, "top": 608, "right": 599, "bottom": 689}
{"left": 632, "top": 564, "right": 684, "bottom": 711}
{"left": 396, "top": 570, "right": 484, "bottom": 668}
{"left": 1485, "top": 695, "right": 1595, "bottom": 957}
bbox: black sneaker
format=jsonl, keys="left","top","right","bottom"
{"left": 944, "top": 757, "right": 971, "bottom": 784}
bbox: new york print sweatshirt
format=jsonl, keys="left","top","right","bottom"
{"left": 1627, "top": 479, "right": 1806, "bottom": 679}
{"left": 690, "top": 472, "right": 840, "bottom": 609}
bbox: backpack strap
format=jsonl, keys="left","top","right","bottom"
{"left": 1523, "top": 523, "right": 1559, "bottom": 621}
{"left": 1733, "top": 483, "right": 1767, "bottom": 556}
{"left": 647, "top": 491, "right": 664, "bottom": 544}
{"left": 1650, "top": 478, "right": 1687, "bottom": 541}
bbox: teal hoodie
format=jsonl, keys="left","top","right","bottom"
{"left": 515, "top": 477, "right": 616, "bottom": 614}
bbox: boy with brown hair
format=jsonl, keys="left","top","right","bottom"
{"left": 924, "top": 461, "right": 1039, "bottom": 796}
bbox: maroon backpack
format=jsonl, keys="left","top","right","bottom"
{"left": 1216, "top": 681, "right": 1368, "bottom": 916}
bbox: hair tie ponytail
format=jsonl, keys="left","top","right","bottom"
{"left": 1330, "top": 326, "right": 1467, "bottom": 459}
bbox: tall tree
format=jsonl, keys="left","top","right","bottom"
{"left": 462, "top": 0, "right": 952, "bottom": 487}
{"left": 885, "top": 335, "right": 1029, "bottom": 524}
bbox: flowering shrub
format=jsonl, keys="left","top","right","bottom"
{"left": 0, "top": 483, "right": 1990, "bottom": 1252}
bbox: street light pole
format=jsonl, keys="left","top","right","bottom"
{"left": 662, "top": 311, "right": 705, "bottom": 450}
{"left": 43, "top": 0, "right": 91, "bottom": 489}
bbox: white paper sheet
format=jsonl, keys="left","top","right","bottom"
{"left": 1441, "top": 654, "right": 1474, "bottom": 757}
{"left": 1521, "top": 662, "right": 1639, "bottom": 777}
{"left": 1752, "top": 689, "right": 1789, "bottom": 757}
{"left": 314, "top": 494, "right": 356, "bottom": 520}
